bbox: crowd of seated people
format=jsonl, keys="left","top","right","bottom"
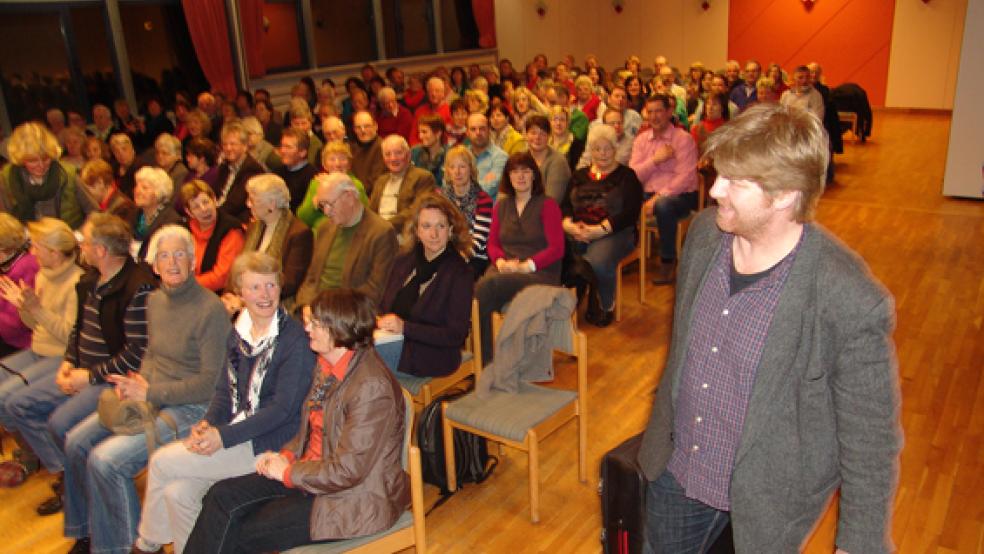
{"left": 0, "top": 52, "right": 841, "bottom": 553}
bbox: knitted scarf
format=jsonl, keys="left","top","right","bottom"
{"left": 244, "top": 209, "right": 293, "bottom": 262}
{"left": 226, "top": 306, "right": 285, "bottom": 418}
{"left": 442, "top": 181, "right": 479, "bottom": 224}
{"left": 5, "top": 163, "right": 69, "bottom": 223}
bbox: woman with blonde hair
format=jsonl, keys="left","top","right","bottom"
{"left": 439, "top": 145, "right": 493, "bottom": 277}
{"left": 0, "top": 217, "right": 82, "bottom": 485}
{"left": 509, "top": 86, "right": 543, "bottom": 133}
{"left": 0, "top": 122, "right": 85, "bottom": 228}
{"left": 376, "top": 193, "right": 474, "bottom": 376}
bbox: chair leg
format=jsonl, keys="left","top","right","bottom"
{"left": 615, "top": 264, "right": 623, "bottom": 322}
{"left": 442, "top": 404, "right": 457, "bottom": 492}
{"left": 421, "top": 386, "right": 432, "bottom": 408}
{"left": 528, "top": 430, "right": 539, "bottom": 523}
{"left": 578, "top": 408, "right": 587, "bottom": 484}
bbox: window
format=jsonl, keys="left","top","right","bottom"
{"left": 309, "top": 0, "right": 377, "bottom": 67}
{"left": 118, "top": 1, "right": 208, "bottom": 108}
{"left": 381, "top": 0, "right": 435, "bottom": 58}
{"left": 440, "top": 0, "right": 480, "bottom": 52}
{"left": 70, "top": 5, "right": 119, "bottom": 110}
{"left": 0, "top": 9, "right": 79, "bottom": 126}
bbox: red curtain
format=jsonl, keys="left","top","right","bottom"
{"left": 182, "top": 0, "right": 237, "bottom": 97}
{"left": 239, "top": 0, "right": 266, "bottom": 78}
{"left": 472, "top": 0, "right": 496, "bottom": 48}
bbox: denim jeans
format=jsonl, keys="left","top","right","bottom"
{"left": 650, "top": 191, "right": 698, "bottom": 261}
{"left": 573, "top": 227, "right": 636, "bottom": 310}
{"left": 4, "top": 373, "right": 107, "bottom": 473}
{"left": 63, "top": 403, "right": 207, "bottom": 553}
{"left": 0, "top": 350, "right": 61, "bottom": 432}
{"left": 643, "top": 469, "right": 730, "bottom": 554}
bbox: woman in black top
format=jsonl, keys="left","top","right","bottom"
{"left": 561, "top": 124, "right": 643, "bottom": 327}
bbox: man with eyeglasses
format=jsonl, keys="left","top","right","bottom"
{"left": 349, "top": 111, "right": 386, "bottom": 196}
{"left": 296, "top": 173, "right": 397, "bottom": 307}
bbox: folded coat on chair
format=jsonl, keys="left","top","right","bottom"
{"left": 476, "top": 286, "right": 576, "bottom": 398}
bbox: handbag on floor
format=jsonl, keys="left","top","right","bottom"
{"left": 97, "top": 388, "right": 178, "bottom": 455}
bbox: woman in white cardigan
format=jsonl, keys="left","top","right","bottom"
{"left": 0, "top": 217, "right": 83, "bottom": 482}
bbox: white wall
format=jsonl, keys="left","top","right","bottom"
{"left": 886, "top": 0, "right": 968, "bottom": 109}
{"left": 494, "top": 0, "right": 729, "bottom": 75}
{"left": 942, "top": 0, "right": 983, "bottom": 198}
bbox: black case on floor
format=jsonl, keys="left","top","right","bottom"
{"left": 599, "top": 433, "right": 647, "bottom": 554}
{"left": 599, "top": 433, "right": 736, "bottom": 554}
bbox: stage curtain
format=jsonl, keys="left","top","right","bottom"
{"left": 472, "top": 0, "right": 496, "bottom": 48}
{"left": 181, "top": 0, "right": 237, "bottom": 96}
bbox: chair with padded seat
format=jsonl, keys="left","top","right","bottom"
{"left": 393, "top": 299, "right": 481, "bottom": 410}
{"left": 614, "top": 207, "right": 648, "bottom": 322}
{"left": 286, "top": 387, "right": 426, "bottom": 553}
{"left": 440, "top": 294, "right": 588, "bottom": 523}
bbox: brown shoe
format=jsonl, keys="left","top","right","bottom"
{"left": 651, "top": 260, "right": 677, "bottom": 285}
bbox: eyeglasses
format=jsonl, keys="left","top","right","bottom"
{"left": 155, "top": 250, "right": 188, "bottom": 262}
{"left": 317, "top": 195, "right": 343, "bottom": 213}
{"left": 302, "top": 310, "right": 325, "bottom": 330}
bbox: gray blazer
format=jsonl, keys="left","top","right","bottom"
{"left": 638, "top": 208, "right": 902, "bottom": 554}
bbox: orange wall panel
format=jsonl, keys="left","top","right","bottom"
{"left": 262, "top": 2, "right": 303, "bottom": 70}
{"left": 728, "top": 0, "right": 894, "bottom": 106}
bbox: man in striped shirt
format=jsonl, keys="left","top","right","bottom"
{"left": 4, "top": 213, "right": 156, "bottom": 516}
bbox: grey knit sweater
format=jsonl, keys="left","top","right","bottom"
{"left": 144, "top": 276, "right": 231, "bottom": 407}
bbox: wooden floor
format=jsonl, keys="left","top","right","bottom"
{"left": 2, "top": 111, "right": 982, "bottom": 553}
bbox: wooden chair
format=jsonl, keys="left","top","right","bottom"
{"left": 440, "top": 295, "right": 588, "bottom": 523}
{"left": 645, "top": 172, "right": 707, "bottom": 262}
{"left": 287, "top": 388, "right": 426, "bottom": 553}
{"left": 393, "top": 299, "right": 482, "bottom": 410}
{"left": 614, "top": 208, "right": 648, "bottom": 322}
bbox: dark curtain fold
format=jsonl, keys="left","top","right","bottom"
{"left": 239, "top": 0, "right": 266, "bottom": 78}
{"left": 471, "top": 0, "right": 496, "bottom": 48}
{"left": 181, "top": 0, "right": 237, "bottom": 97}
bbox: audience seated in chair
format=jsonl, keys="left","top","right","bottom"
{"left": 377, "top": 193, "right": 474, "bottom": 378}
{"left": 131, "top": 252, "right": 314, "bottom": 554}
{"left": 185, "top": 289, "right": 409, "bottom": 553}
{"left": 296, "top": 173, "right": 398, "bottom": 308}
{"left": 369, "top": 135, "right": 438, "bottom": 235}
{"left": 62, "top": 224, "right": 229, "bottom": 554}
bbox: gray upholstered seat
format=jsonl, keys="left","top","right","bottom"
{"left": 445, "top": 382, "right": 577, "bottom": 442}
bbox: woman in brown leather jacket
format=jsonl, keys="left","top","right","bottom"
{"left": 184, "top": 288, "right": 409, "bottom": 553}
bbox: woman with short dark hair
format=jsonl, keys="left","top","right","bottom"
{"left": 185, "top": 288, "right": 409, "bottom": 553}
{"left": 474, "top": 152, "right": 564, "bottom": 363}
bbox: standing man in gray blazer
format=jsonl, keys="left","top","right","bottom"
{"left": 638, "top": 103, "right": 902, "bottom": 554}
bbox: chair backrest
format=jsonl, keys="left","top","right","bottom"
{"left": 697, "top": 171, "right": 708, "bottom": 211}
{"left": 468, "top": 298, "right": 482, "bottom": 381}
{"left": 491, "top": 287, "right": 579, "bottom": 357}
{"left": 401, "top": 388, "right": 413, "bottom": 469}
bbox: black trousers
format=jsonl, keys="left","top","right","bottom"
{"left": 185, "top": 472, "right": 331, "bottom": 554}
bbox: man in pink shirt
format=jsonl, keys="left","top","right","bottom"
{"left": 410, "top": 77, "right": 452, "bottom": 146}
{"left": 630, "top": 93, "right": 698, "bottom": 284}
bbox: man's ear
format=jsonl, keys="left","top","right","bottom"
{"left": 772, "top": 189, "right": 800, "bottom": 212}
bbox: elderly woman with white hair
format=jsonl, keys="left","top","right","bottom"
{"left": 131, "top": 166, "right": 184, "bottom": 262}
{"left": 221, "top": 175, "right": 312, "bottom": 313}
{"left": 154, "top": 133, "right": 188, "bottom": 187}
{"left": 130, "top": 251, "right": 313, "bottom": 554}
{"left": 62, "top": 224, "right": 231, "bottom": 554}
{"left": 0, "top": 217, "right": 82, "bottom": 483}
{"left": 561, "top": 123, "right": 643, "bottom": 327}
{"left": 241, "top": 116, "right": 282, "bottom": 172}
{"left": 0, "top": 122, "right": 86, "bottom": 228}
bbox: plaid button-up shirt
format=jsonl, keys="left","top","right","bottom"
{"left": 666, "top": 229, "right": 803, "bottom": 510}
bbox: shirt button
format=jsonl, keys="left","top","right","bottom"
{"left": 701, "top": 383, "right": 709, "bottom": 389}
{"left": 692, "top": 445, "right": 699, "bottom": 452}
{"left": 722, "top": 309, "right": 729, "bottom": 315}
{"left": 711, "top": 346, "right": 718, "bottom": 353}
{"left": 695, "top": 416, "right": 703, "bottom": 423}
